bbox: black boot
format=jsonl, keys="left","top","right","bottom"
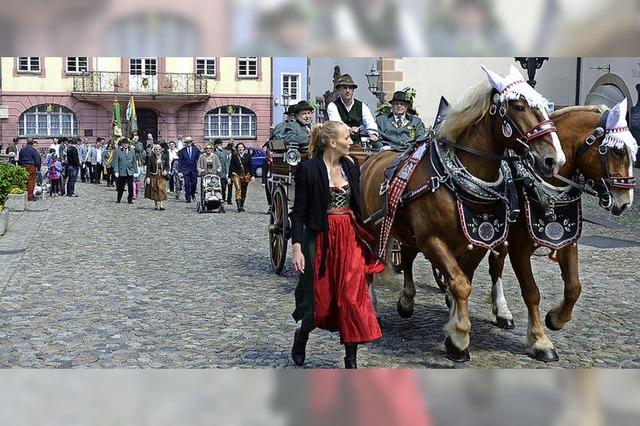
{"left": 239, "top": 199, "right": 245, "bottom": 212}
{"left": 344, "top": 344, "right": 358, "bottom": 369}
{"left": 236, "top": 200, "right": 241, "bottom": 212}
{"left": 291, "top": 328, "right": 309, "bottom": 366}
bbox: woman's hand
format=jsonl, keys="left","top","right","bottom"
{"left": 292, "top": 243, "right": 305, "bottom": 274}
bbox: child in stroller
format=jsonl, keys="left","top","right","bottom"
{"left": 197, "top": 173, "right": 225, "bottom": 213}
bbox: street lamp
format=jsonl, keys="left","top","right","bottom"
{"left": 282, "top": 89, "right": 290, "bottom": 107}
{"left": 365, "top": 64, "right": 386, "bottom": 103}
{"left": 514, "top": 57, "right": 549, "bottom": 88}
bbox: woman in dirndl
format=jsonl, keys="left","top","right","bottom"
{"left": 144, "top": 144, "right": 170, "bottom": 210}
{"left": 290, "top": 121, "right": 384, "bottom": 369}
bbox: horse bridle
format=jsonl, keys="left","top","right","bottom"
{"left": 488, "top": 89, "right": 558, "bottom": 156}
{"left": 574, "top": 110, "right": 636, "bottom": 209}
{"left": 446, "top": 91, "right": 558, "bottom": 165}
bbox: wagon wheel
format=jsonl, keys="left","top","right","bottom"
{"left": 391, "top": 239, "right": 403, "bottom": 273}
{"left": 268, "top": 185, "right": 289, "bottom": 274}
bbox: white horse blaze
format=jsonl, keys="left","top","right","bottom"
{"left": 542, "top": 109, "right": 566, "bottom": 167}
{"left": 492, "top": 278, "right": 513, "bottom": 320}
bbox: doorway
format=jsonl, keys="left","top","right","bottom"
{"left": 137, "top": 108, "right": 158, "bottom": 145}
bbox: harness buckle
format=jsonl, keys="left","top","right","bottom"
{"left": 429, "top": 176, "right": 440, "bottom": 192}
{"left": 379, "top": 180, "right": 388, "bottom": 196}
{"left": 598, "top": 144, "right": 608, "bottom": 155}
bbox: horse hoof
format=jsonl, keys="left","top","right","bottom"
{"left": 545, "top": 312, "right": 562, "bottom": 331}
{"left": 534, "top": 347, "right": 559, "bottom": 363}
{"left": 397, "top": 299, "right": 414, "bottom": 318}
{"left": 445, "top": 336, "right": 470, "bottom": 362}
{"left": 391, "top": 264, "right": 403, "bottom": 274}
{"left": 495, "top": 317, "right": 515, "bottom": 329}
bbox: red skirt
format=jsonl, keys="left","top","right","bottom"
{"left": 313, "top": 210, "right": 382, "bottom": 344}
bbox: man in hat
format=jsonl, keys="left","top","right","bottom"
{"left": 112, "top": 137, "right": 139, "bottom": 204}
{"left": 269, "top": 104, "right": 297, "bottom": 142}
{"left": 284, "top": 100, "right": 314, "bottom": 149}
{"left": 327, "top": 73, "right": 379, "bottom": 145}
{"left": 376, "top": 90, "right": 426, "bottom": 151}
{"left": 177, "top": 136, "right": 200, "bottom": 203}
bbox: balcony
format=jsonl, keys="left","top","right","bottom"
{"left": 72, "top": 71, "right": 210, "bottom": 103}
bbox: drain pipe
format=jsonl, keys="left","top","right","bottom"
{"left": 575, "top": 57, "right": 582, "bottom": 105}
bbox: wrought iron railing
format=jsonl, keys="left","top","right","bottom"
{"left": 72, "top": 71, "right": 208, "bottom": 94}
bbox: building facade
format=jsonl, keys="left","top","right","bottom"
{"left": 0, "top": 56, "right": 272, "bottom": 148}
{"left": 271, "top": 57, "right": 307, "bottom": 126}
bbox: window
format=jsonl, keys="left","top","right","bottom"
{"left": 66, "top": 57, "right": 88, "bottom": 74}
{"left": 281, "top": 73, "right": 301, "bottom": 101}
{"left": 17, "top": 57, "right": 40, "bottom": 73}
{"left": 196, "top": 57, "right": 216, "bottom": 77}
{"left": 19, "top": 105, "right": 79, "bottom": 137}
{"left": 205, "top": 106, "right": 256, "bottom": 139}
{"left": 130, "top": 58, "right": 157, "bottom": 75}
{"left": 237, "top": 57, "right": 258, "bottom": 78}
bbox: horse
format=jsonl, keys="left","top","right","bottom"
{"left": 481, "top": 100, "right": 637, "bottom": 361}
{"left": 360, "top": 65, "right": 566, "bottom": 361}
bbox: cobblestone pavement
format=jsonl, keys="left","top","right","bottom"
{"left": 0, "top": 178, "right": 639, "bottom": 368}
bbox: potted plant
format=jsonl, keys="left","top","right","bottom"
{"left": 0, "top": 164, "right": 29, "bottom": 212}
{"left": 0, "top": 204, "right": 7, "bottom": 236}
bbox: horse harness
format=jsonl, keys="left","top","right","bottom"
{"left": 369, "top": 91, "right": 561, "bottom": 260}
{"left": 573, "top": 110, "right": 636, "bottom": 209}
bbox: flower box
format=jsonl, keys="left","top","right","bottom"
{"left": 5, "top": 192, "right": 27, "bottom": 212}
{"left": 0, "top": 208, "right": 8, "bottom": 236}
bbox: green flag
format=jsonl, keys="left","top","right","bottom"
{"left": 126, "top": 96, "right": 138, "bottom": 137}
{"left": 112, "top": 99, "right": 122, "bottom": 140}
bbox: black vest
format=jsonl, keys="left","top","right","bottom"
{"left": 335, "top": 99, "right": 364, "bottom": 143}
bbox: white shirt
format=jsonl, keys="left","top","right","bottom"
{"left": 327, "top": 98, "right": 378, "bottom": 134}
{"left": 168, "top": 148, "right": 179, "bottom": 163}
{"left": 95, "top": 147, "right": 102, "bottom": 164}
{"left": 49, "top": 143, "right": 60, "bottom": 157}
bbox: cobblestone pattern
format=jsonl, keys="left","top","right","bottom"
{"left": 0, "top": 180, "right": 638, "bottom": 368}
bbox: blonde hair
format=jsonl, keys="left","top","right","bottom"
{"left": 152, "top": 144, "right": 162, "bottom": 151}
{"left": 309, "top": 121, "right": 347, "bottom": 158}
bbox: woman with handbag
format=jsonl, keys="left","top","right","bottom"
{"left": 229, "top": 142, "right": 254, "bottom": 212}
{"left": 144, "top": 144, "right": 170, "bottom": 210}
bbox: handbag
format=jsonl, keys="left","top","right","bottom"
{"left": 239, "top": 154, "right": 252, "bottom": 183}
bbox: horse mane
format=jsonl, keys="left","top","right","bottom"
{"left": 439, "top": 80, "right": 492, "bottom": 141}
{"left": 550, "top": 105, "right": 607, "bottom": 120}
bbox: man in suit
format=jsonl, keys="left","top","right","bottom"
{"left": 112, "top": 137, "right": 139, "bottom": 204}
{"left": 222, "top": 142, "right": 234, "bottom": 204}
{"left": 177, "top": 136, "right": 200, "bottom": 203}
{"left": 283, "top": 100, "right": 314, "bottom": 149}
{"left": 78, "top": 138, "right": 90, "bottom": 182}
{"left": 375, "top": 90, "right": 426, "bottom": 151}
{"left": 270, "top": 104, "right": 296, "bottom": 142}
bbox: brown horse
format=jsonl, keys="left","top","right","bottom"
{"left": 483, "top": 102, "right": 637, "bottom": 361}
{"left": 360, "top": 65, "right": 566, "bottom": 361}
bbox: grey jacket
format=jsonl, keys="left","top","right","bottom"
{"left": 283, "top": 120, "right": 311, "bottom": 148}
{"left": 375, "top": 113, "right": 427, "bottom": 150}
{"left": 89, "top": 146, "right": 103, "bottom": 165}
{"left": 112, "top": 146, "right": 139, "bottom": 176}
{"left": 216, "top": 149, "right": 231, "bottom": 178}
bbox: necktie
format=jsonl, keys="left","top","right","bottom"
{"left": 188, "top": 147, "right": 192, "bottom": 157}
{"left": 395, "top": 116, "right": 403, "bottom": 128}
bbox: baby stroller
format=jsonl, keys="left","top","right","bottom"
{"left": 197, "top": 173, "right": 225, "bottom": 213}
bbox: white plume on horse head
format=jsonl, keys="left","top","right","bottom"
{"left": 603, "top": 98, "right": 638, "bottom": 162}
{"left": 479, "top": 64, "right": 549, "bottom": 111}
